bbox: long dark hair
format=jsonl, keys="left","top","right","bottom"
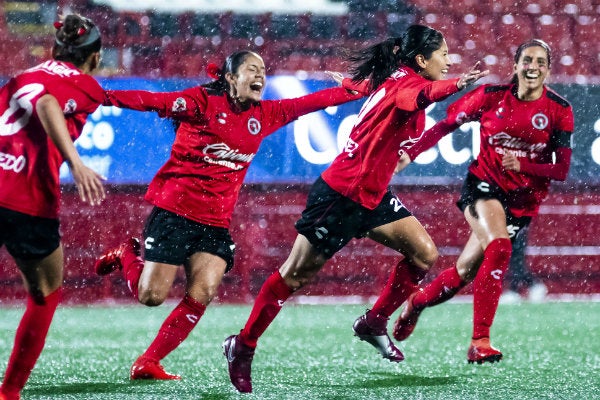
{"left": 52, "top": 14, "right": 102, "bottom": 67}
{"left": 171, "top": 50, "right": 260, "bottom": 132}
{"left": 202, "top": 50, "right": 259, "bottom": 95}
{"left": 510, "top": 39, "right": 552, "bottom": 85}
{"left": 348, "top": 24, "right": 444, "bottom": 91}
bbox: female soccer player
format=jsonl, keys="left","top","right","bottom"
{"left": 94, "top": 50, "right": 363, "bottom": 381}
{"left": 392, "top": 39, "right": 573, "bottom": 364}
{"left": 223, "top": 24, "right": 489, "bottom": 393}
{"left": 0, "top": 15, "right": 106, "bottom": 400}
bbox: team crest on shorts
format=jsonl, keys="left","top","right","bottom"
{"left": 247, "top": 117, "right": 261, "bottom": 135}
{"left": 531, "top": 113, "right": 548, "bottom": 130}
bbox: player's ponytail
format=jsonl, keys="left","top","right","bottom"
{"left": 348, "top": 37, "right": 402, "bottom": 91}
{"left": 348, "top": 24, "right": 444, "bottom": 91}
{"left": 53, "top": 14, "right": 101, "bottom": 67}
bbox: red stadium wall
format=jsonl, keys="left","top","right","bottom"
{"left": 1, "top": 184, "right": 599, "bottom": 304}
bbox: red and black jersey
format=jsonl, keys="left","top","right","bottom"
{"left": 104, "top": 86, "right": 361, "bottom": 228}
{"left": 406, "top": 83, "right": 574, "bottom": 217}
{"left": 460, "top": 84, "right": 573, "bottom": 216}
{"left": 0, "top": 60, "right": 105, "bottom": 218}
{"left": 321, "top": 66, "right": 460, "bottom": 209}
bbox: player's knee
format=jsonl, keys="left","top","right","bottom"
{"left": 138, "top": 287, "right": 168, "bottom": 307}
{"left": 282, "top": 271, "right": 314, "bottom": 291}
{"left": 189, "top": 285, "right": 218, "bottom": 305}
{"left": 412, "top": 243, "right": 439, "bottom": 270}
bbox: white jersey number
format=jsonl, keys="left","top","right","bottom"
{"left": 354, "top": 87, "right": 386, "bottom": 127}
{"left": 0, "top": 83, "right": 45, "bottom": 136}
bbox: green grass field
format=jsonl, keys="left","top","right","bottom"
{"left": 1, "top": 301, "right": 598, "bottom": 399}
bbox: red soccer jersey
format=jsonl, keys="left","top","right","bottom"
{"left": 322, "top": 66, "right": 460, "bottom": 209}
{"left": 0, "top": 60, "right": 105, "bottom": 218}
{"left": 446, "top": 84, "right": 574, "bottom": 217}
{"left": 104, "top": 86, "right": 360, "bottom": 228}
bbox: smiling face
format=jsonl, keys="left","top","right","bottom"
{"left": 226, "top": 53, "right": 266, "bottom": 104}
{"left": 417, "top": 39, "right": 452, "bottom": 81}
{"left": 514, "top": 45, "right": 549, "bottom": 99}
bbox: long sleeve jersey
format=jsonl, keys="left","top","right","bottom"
{"left": 404, "top": 84, "right": 574, "bottom": 217}
{"left": 322, "top": 66, "right": 461, "bottom": 209}
{"left": 104, "top": 85, "right": 361, "bottom": 227}
{"left": 0, "top": 60, "right": 105, "bottom": 218}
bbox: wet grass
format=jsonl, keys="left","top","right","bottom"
{"left": 0, "top": 301, "right": 598, "bottom": 399}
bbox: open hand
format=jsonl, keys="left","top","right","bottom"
{"left": 457, "top": 61, "right": 490, "bottom": 89}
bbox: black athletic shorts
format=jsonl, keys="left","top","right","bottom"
{"left": 295, "top": 177, "right": 412, "bottom": 258}
{"left": 0, "top": 206, "right": 60, "bottom": 259}
{"left": 457, "top": 173, "right": 532, "bottom": 241}
{"left": 142, "top": 207, "right": 236, "bottom": 272}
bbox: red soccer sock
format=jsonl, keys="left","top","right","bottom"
{"left": 239, "top": 271, "right": 294, "bottom": 348}
{"left": 142, "top": 294, "right": 206, "bottom": 361}
{"left": 1, "top": 288, "right": 61, "bottom": 397}
{"left": 122, "top": 247, "right": 144, "bottom": 300}
{"left": 412, "top": 266, "right": 466, "bottom": 310}
{"left": 472, "top": 238, "right": 512, "bottom": 339}
{"left": 369, "top": 260, "right": 427, "bottom": 324}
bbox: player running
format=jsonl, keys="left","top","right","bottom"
{"left": 223, "top": 24, "right": 488, "bottom": 393}
{"left": 392, "top": 39, "right": 574, "bottom": 364}
{"left": 94, "top": 50, "right": 363, "bottom": 381}
{"left": 0, "top": 15, "right": 106, "bottom": 400}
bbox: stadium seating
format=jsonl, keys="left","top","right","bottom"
{"left": 0, "top": 1, "right": 597, "bottom": 81}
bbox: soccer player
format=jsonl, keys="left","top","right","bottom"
{"left": 223, "top": 24, "right": 489, "bottom": 393}
{"left": 0, "top": 15, "right": 106, "bottom": 400}
{"left": 392, "top": 39, "right": 573, "bottom": 363}
{"left": 93, "top": 50, "right": 363, "bottom": 380}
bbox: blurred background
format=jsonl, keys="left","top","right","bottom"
{"left": 0, "top": 0, "right": 599, "bottom": 304}
{"left": 1, "top": 0, "right": 598, "bottom": 80}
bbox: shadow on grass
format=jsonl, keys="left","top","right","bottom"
{"left": 24, "top": 380, "right": 179, "bottom": 396}
{"left": 25, "top": 381, "right": 235, "bottom": 399}
{"left": 300, "top": 373, "right": 462, "bottom": 390}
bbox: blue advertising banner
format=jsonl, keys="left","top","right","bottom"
{"left": 63, "top": 78, "right": 600, "bottom": 186}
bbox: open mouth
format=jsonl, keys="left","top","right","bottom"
{"left": 250, "top": 82, "right": 263, "bottom": 93}
{"left": 524, "top": 71, "right": 539, "bottom": 80}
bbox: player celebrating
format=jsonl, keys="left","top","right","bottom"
{"left": 94, "top": 50, "right": 363, "bottom": 381}
{"left": 223, "top": 24, "right": 488, "bottom": 393}
{"left": 0, "top": 15, "right": 106, "bottom": 400}
{"left": 392, "top": 39, "right": 573, "bottom": 363}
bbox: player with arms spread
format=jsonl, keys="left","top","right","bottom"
{"left": 392, "top": 39, "right": 574, "bottom": 364}
{"left": 94, "top": 50, "right": 363, "bottom": 381}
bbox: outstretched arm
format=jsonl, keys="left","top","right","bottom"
{"left": 37, "top": 94, "right": 105, "bottom": 205}
{"left": 104, "top": 88, "right": 206, "bottom": 119}
{"left": 403, "top": 118, "right": 460, "bottom": 161}
{"left": 416, "top": 62, "right": 489, "bottom": 109}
